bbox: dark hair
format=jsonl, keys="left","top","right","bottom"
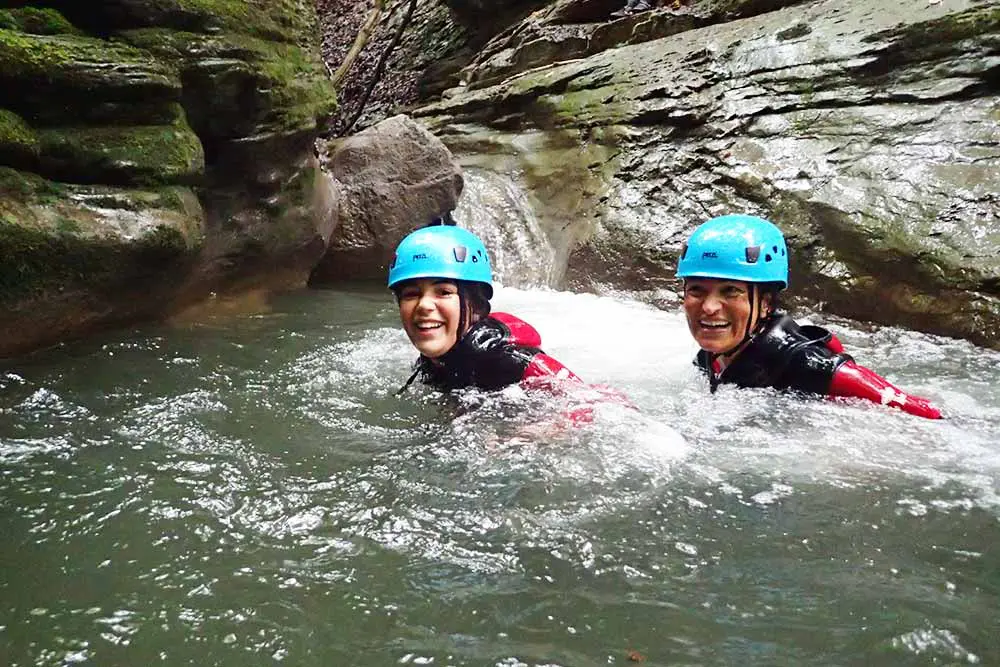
{"left": 459, "top": 280, "right": 491, "bottom": 320}
{"left": 758, "top": 282, "right": 783, "bottom": 314}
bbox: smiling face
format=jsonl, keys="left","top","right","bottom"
{"left": 396, "top": 278, "right": 464, "bottom": 359}
{"left": 683, "top": 278, "right": 768, "bottom": 355}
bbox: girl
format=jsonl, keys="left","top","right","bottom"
{"left": 389, "top": 222, "right": 583, "bottom": 394}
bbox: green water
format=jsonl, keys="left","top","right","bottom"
{"left": 2, "top": 287, "right": 998, "bottom": 666}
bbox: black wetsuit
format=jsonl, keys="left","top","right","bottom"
{"left": 415, "top": 315, "right": 546, "bottom": 392}
{"left": 696, "top": 314, "right": 852, "bottom": 395}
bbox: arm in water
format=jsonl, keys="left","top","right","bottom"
{"left": 823, "top": 332, "right": 943, "bottom": 420}
{"left": 490, "top": 313, "right": 636, "bottom": 423}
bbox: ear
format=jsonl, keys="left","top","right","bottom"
{"left": 759, "top": 291, "right": 774, "bottom": 317}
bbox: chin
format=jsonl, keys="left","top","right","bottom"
{"left": 413, "top": 338, "right": 451, "bottom": 359}
{"left": 697, "top": 337, "right": 736, "bottom": 354}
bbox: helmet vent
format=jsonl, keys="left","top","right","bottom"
{"left": 453, "top": 246, "right": 468, "bottom": 263}
{"left": 745, "top": 246, "right": 761, "bottom": 263}
{"left": 765, "top": 254, "right": 773, "bottom": 262}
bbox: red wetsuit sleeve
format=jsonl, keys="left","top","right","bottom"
{"left": 491, "top": 312, "right": 635, "bottom": 424}
{"left": 826, "top": 332, "right": 845, "bottom": 354}
{"left": 828, "top": 360, "right": 942, "bottom": 419}
{"left": 522, "top": 352, "right": 583, "bottom": 382}
{"left": 490, "top": 312, "right": 542, "bottom": 347}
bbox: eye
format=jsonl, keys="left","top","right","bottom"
{"left": 435, "top": 285, "right": 457, "bottom": 297}
{"left": 399, "top": 288, "right": 420, "bottom": 300}
{"left": 684, "top": 285, "right": 705, "bottom": 298}
{"left": 721, "top": 286, "right": 746, "bottom": 298}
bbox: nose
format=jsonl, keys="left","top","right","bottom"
{"left": 701, "top": 292, "right": 723, "bottom": 315}
{"left": 415, "top": 291, "right": 435, "bottom": 313}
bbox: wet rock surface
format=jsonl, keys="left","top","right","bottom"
{"left": 0, "top": 1, "right": 336, "bottom": 357}
{"left": 410, "top": 0, "right": 1000, "bottom": 348}
{"left": 311, "top": 114, "right": 464, "bottom": 285}
{"left": 2, "top": 0, "right": 997, "bottom": 355}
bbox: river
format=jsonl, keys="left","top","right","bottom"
{"left": 2, "top": 277, "right": 998, "bottom": 665}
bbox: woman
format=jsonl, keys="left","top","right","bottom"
{"left": 389, "top": 222, "right": 583, "bottom": 394}
{"left": 677, "top": 214, "right": 942, "bottom": 419}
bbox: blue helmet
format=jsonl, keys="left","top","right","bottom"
{"left": 388, "top": 225, "right": 493, "bottom": 296}
{"left": 676, "top": 214, "right": 788, "bottom": 288}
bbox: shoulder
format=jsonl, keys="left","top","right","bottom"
{"left": 489, "top": 312, "right": 542, "bottom": 347}
{"left": 462, "top": 313, "right": 542, "bottom": 353}
{"left": 756, "top": 314, "right": 852, "bottom": 392}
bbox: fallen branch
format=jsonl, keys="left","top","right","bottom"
{"left": 330, "top": 0, "right": 387, "bottom": 90}
{"left": 341, "top": 0, "right": 417, "bottom": 135}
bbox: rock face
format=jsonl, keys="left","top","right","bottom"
{"left": 311, "top": 115, "right": 464, "bottom": 285}
{"left": 0, "top": 1, "right": 336, "bottom": 357}
{"left": 413, "top": 0, "right": 1000, "bottom": 349}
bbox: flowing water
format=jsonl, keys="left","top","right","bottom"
{"left": 2, "top": 162, "right": 998, "bottom": 666}
{"left": 1, "top": 282, "right": 998, "bottom": 667}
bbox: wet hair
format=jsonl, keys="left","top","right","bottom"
{"left": 458, "top": 280, "right": 491, "bottom": 320}
{"left": 757, "top": 282, "right": 783, "bottom": 315}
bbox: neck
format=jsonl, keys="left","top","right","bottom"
{"left": 714, "top": 303, "right": 772, "bottom": 368}
{"left": 716, "top": 337, "right": 753, "bottom": 370}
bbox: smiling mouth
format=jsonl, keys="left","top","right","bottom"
{"left": 414, "top": 322, "right": 444, "bottom": 332}
{"left": 699, "top": 321, "right": 730, "bottom": 330}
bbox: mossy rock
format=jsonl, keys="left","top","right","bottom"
{"left": 0, "top": 165, "right": 204, "bottom": 304}
{"left": 120, "top": 28, "right": 336, "bottom": 138}
{"left": 33, "top": 0, "right": 319, "bottom": 44}
{"left": 0, "top": 6, "right": 79, "bottom": 35}
{"left": 886, "top": 4, "right": 1000, "bottom": 49}
{"left": 0, "top": 107, "right": 39, "bottom": 165}
{"left": 33, "top": 116, "right": 204, "bottom": 186}
{"left": 0, "top": 28, "right": 180, "bottom": 126}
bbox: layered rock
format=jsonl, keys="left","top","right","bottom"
{"left": 0, "top": 0, "right": 336, "bottom": 357}
{"left": 414, "top": 0, "right": 1000, "bottom": 349}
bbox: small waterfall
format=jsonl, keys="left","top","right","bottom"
{"left": 452, "top": 168, "right": 559, "bottom": 289}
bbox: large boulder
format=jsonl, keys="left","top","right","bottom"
{"left": 0, "top": 1, "right": 337, "bottom": 357}
{"left": 310, "top": 114, "right": 464, "bottom": 285}
{"left": 415, "top": 0, "right": 1000, "bottom": 349}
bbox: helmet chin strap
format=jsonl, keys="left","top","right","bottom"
{"left": 712, "top": 283, "right": 770, "bottom": 367}
{"left": 398, "top": 287, "right": 473, "bottom": 396}
{"left": 457, "top": 289, "right": 468, "bottom": 345}
{"left": 708, "top": 285, "right": 767, "bottom": 393}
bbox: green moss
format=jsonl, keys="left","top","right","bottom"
{"left": 35, "top": 117, "right": 204, "bottom": 186}
{"left": 0, "top": 11, "right": 16, "bottom": 31}
{"left": 6, "top": 7, "right": 81, "bottom": 35}
{"left": 0, "top": 167, "right": 199, "bottom": 303}
{"left": 0, "top": 167, "right": 198, "bottom": 220}
{"left": 0, "top": 217, "right": 189, "bottom": 302}
{"left": 120, "top": 27, "right": 335, "bottom": 136}
{"left": 179, "top": 0, "right": 317, "bottom": 43}
{"left": 891, "top": 5, "right": 1000, "bottom": 50}
{"left": 537, "top": 86, "right": 632, "bottom": 128}
{"left": 0, "top": 108, "right": 39, "bottom": 158}
{"left": 251, "top": 39, "right": 337, "bottom": 133}
{"left": 0, "top": 166, "right": 64, "bottom": 202}
{"left": 109, "top": 0, "right": 317, "bottom": 44}
{"left": 54, "top": 216, "right": 81, "bottom": 234}
{"left": 116, "top": 27, "right": 210, "bottom": 61}
{"left": 0, "top": 29, "right": 177, "bottom": 91}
